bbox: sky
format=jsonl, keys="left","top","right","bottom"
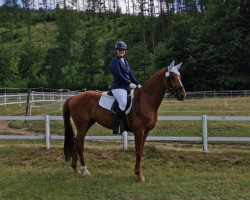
{"left": 0, "top": 0, "right": 166, "bottom": 16}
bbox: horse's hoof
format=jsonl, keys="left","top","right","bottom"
{"left": 84, "top": 172, "right": 91, "bottom": 177}
{"left": 81, "top": 166, "right": 91, "bottom": 177}
{"left": 74, "top": 170, "right": 81, "bottom": 174}
{"left": 136, "top": 175, "right": 145, "bottom": 182}
{"left": 73, "top": 168, "right": 81, "bottom": 174}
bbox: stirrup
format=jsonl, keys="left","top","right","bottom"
{"left": 113, "top": 127, "right": 122, "bottom": 135}
{"left": 113, "top": 130, "right": 119, "bottom": 135}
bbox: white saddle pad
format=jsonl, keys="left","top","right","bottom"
{"left": 98, "top": 91, "right": 134, "bottom": 115}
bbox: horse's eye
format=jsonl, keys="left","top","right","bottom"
{"left": 169, "top": 76, "right": 175, "bottom": 80}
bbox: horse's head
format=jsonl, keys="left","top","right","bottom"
{"left": 164, "top": 61, "right": 186, "bottom": 101}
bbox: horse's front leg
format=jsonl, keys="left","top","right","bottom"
{"left": 134, "top": 131, "right": 146, "bottom": 182}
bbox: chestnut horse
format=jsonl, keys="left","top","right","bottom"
{"left": 63, "top": 61, "right": 186, "bottom": 182}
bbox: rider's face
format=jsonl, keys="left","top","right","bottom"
{"left": 116, "top": 49, "right": 126, "bottom": 58}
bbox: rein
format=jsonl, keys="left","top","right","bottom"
{"left": 135, "top": 88, "right": 142, "bottom": 115}
{"left": 141, "top": 88, "right": 165, "bottom": 94}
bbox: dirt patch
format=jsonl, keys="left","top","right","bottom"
{"left": 223, "top": 156, "right": 240, "bottom": 163}
{"left": 0, "top": 120, "right": 44, "bottom": 135}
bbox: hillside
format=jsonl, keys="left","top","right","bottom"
{"left": 0, "top": 0, "right": 249, "bottom": 91}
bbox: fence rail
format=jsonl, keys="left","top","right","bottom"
{"left": 0, "top": 115, "right": 249, "bottom": 152}
{"left": 1, "top": 90, "right": 250, "bottom": 108}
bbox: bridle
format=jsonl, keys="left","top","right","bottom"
{"left": 166, "top": 74, "right": 185, "bottom": 97}
{"left": 137, "top": 73, "right": 185, "bottom": 96}
{"left": 135, "top": 72, "right": 184, "bottom": 115}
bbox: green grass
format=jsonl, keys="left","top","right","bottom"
{"left": 0, "top": 140, "right": 249, "bottom": 200}
{"left": 0, "top": 97, "right": 250, "bottom": 199}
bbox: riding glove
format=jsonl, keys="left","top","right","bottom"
{"left": 129, "top": 83, "right": 137, "bottom": 89}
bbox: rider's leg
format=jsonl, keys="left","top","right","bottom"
{"left": 111, "top": 89, "right": 127, "bottom": 134}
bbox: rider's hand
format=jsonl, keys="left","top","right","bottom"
{"left": 129, "top": 83, "right": 137, "bottom": 89}
{"left": 138, "top": 84, "right": 142, "bottom": 88}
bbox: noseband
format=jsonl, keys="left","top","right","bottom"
{"left": 166, "top": 76, "right": 184, "bottom": 96}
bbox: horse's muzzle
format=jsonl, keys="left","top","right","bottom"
{"left": 176, "top": 93, "right": 185, "bottom": 101}
{"left": 174, "top": 87, "right": 186, "bottom": 101}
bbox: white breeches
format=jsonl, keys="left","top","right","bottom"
{"left": 111, "top": 89, "right": 127, "bottom": 111}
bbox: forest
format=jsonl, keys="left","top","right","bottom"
{"left": 0, "top": 0, "right": 249, "bottom": 91}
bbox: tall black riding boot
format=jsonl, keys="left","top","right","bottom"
{"left": 113, "top": 107, "right": 123, "bottom": 134}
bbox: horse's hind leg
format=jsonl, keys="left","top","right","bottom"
{"left": 71, "top": 122, "right": 92, "bottom": 176}
{"left": 71, "top": 123, "right": 87, "bottom": 173}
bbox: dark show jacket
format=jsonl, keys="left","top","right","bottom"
{"left": 110, "top": 56, "right": 139, "bottom": 91}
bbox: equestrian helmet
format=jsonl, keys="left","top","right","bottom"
{"left": 115, "top": 41, "right": 127, "bottom": 50}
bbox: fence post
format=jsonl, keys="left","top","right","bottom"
{"left": 4, "top": 94, "right": 6, "bottom": 108}
{"left": 25, "top": 89, "right": 31, "bottom": 121}
{"left": 43, "top": 93, "right": 45, "bottom": 105}
{"left": 18, "top": 94, "right": 21, "bottom": 107}
{"left": 4, "top": 88, "right": 6, "bottom": 108}
{"left": 123, "top": 131, "right": 128, "bottom": 151}
{"left": 202, "top": 115, "right": 208, "bottom": 153}
{"left": 45, "top": 115, "right": 50, "bottom": 150}
{"left": 60, "top": 89, "right": 63, "bottom": 110}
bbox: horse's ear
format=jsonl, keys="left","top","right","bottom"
{"left": 167, "top": 60, "right": 175, "bottom": 73}
{"left": 175, "top": 62, "right": 182, "bottom": 70}
{"left": 169, "top": 60, "right": 175, "bottom": 69}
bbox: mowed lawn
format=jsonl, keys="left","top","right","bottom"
{"left": 0, "top": 97, "right": 250, "bottom": 199}
{"left": 0, "top": 140, "right": 250, "bottom": 200}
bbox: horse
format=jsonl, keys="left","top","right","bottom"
{"left": 63, "top": 61, "right": 186, "bottom": 182}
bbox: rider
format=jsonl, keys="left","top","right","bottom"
{"left": 110, "top": 41, "right": 142, "bottom": 134}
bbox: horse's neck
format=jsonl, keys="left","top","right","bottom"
{"left": 142, "top": 69, "right": 166, "bottom": 111}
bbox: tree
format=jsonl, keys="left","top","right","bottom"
{"left": 1, "top": 0, "right": 21, "bottom": 58}
{"left": 237, "top": 0, "right": 250, "bottom": 88}
{"left": 21, "top": 0, "right": 32, "bottom": 41}
{"left": 78, "top": 28, "right": 103, "bottom": 87}
{"left": 103, "top": 38, "right": 116, "bottom": 75}
{"left": 199, "top": 0, "right": 243, "bottom": 90}
{"left": 126, "top": 43, "right": 154, "bottom": 84}
{"left": 18, "top": 41, "right": 44, "bottom": 87}
{"left": 0, "top": 45, "right": 18, "bottom": 86}
{"left": 0, "top": 1, "right": 249, "bottom": 90}
{"left": 42, "top": 8, "right": 80, "bottom": 87}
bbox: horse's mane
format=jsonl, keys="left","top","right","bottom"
{"left": 143, "top": 68, "right": 166, "bottom": 88}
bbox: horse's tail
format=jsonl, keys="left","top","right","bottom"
{"left": 63, "top": 96, "right": 75, "bottom": 162}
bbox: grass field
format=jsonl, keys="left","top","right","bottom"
{"left": 0, "top": 140, "right": 250, "bottom": 200}
{"left": 0, "top": 97, "right": 250, "bottom": 200}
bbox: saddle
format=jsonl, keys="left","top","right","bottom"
{"left": 106, "top": 90, "right": 132, "bottom": 114}
{"left": 99, "top": 90, "right": 134, "bottom": 132}
{"left": 100, "top": 90, "right": 134, "bottom": 115}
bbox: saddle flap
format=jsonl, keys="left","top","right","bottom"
{"left": 99, "top": 91, "right": 134, "bottom": 115}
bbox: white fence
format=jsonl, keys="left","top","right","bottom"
{"left": 0, "top": 91, "right": 77, "bottom": 108}
{"left": 1, "top": 90, "right": 250, "bottom": 108}
{"left": 0, "top": 115, "right": 250, "bottom": 152}
{"left": 184, "top": 90, "right": 250, "bottom": 99}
